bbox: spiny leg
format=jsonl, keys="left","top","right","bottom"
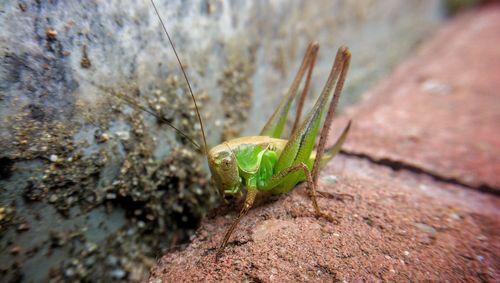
{"left": 260, "top": 42, "right": 319, "bottom": 138}
{"left": 310, "top": 120, "right": 354, "bottom": 202}
{"left": 290, "top": 45, "right": 318, "bottom": 135}
{"left": 304, "top": 47, "right": 351, "bottom": 205}
{"left": 308, "top": 120, "right": 351, "bottom": 169}
{"left": 311, "top": 47, "right": 351, "bottom": 186}
{"left": 262, "top": 162, "right": 338, "bottom": 224}
{"left": 215, "top": 188, "right": 258, "bottom": 260}
{"left": 267, "top": 47, "right": 351, "bottom": 223}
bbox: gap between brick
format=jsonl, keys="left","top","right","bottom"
{"left": 340, "top": 150, "right": 500, "bottom": 197}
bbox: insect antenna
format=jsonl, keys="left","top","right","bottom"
{"left": 84, "top": 81, "right": 202, "bottom": 151}
{"left": 150, "top": 0, "right": 209, "bottom": 155}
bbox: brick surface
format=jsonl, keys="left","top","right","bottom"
{"left": 149, "top": 156, "right": 500, "bottom": 282}
{"left": 332, "top": 5, "right": 500, "bottom": 191}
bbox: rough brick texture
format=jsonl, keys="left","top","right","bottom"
{"left": 332, "top": 5, "right": 500, "bottom": 191}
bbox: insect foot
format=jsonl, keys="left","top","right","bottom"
{"left": 215, "top": 249, "right": 224, "bottom": 262}
{"left": 316, "top": 211, "right": 340, "bottom": 225}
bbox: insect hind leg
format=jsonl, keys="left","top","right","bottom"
{"left": 311, "top": 47, "right": 351, "bottom": 185}
{"left": 261, "top": 162, "right": 339, "bottom": 224}
{"left": 260, "top": 42, "right": 319, "bottom": 138}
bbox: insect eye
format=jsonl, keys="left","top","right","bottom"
{"left": 221, "top": 158, "right": 231, "bottom": 169}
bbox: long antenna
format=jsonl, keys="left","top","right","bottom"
{"left": 85, "top": 80, "right": 202, "bottom": 151}
{"left": 150, "top": 0, "right": 209, "bottom": 155}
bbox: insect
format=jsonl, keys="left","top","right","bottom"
{"left": 209, "top": 45, "right": 351, "bottom": 260}
{"left": 116, "top": 0, "right": 352, "bottom": 260}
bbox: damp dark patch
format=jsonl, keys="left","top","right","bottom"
{"left": 0, "top": 157, "right": 15, "bottom": 180}
{"left": 22, "top": 181, "right": 44, "bottom": 202}
{"left": 27, "top": 104, "right": 45, "bottom": 121}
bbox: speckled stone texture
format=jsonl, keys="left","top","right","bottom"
{"left": 148, "top": 5, "right": 500, "bottom": 282}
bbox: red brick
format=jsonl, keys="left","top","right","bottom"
{"left": 149, "top": 156, "right": 500, "bottom": 282}
{"left": 332, "top": 5, "right": 500, "bottom": 191}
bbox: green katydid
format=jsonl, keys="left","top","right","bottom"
{"left": 112, "top": 0, "right": 353, "bottom": 260}
{"left": 208, "top": 44, "right": 351, "bottom": 259}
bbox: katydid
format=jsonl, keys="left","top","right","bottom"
{"left": 208, "top": 44, "right": 351, "bottom": 259}
{"left": 118, "top": 0, "right": 353, "bottom": 260}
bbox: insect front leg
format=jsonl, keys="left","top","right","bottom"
{"left": 215, "top": 187, "right": 258, "bottom": 261}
